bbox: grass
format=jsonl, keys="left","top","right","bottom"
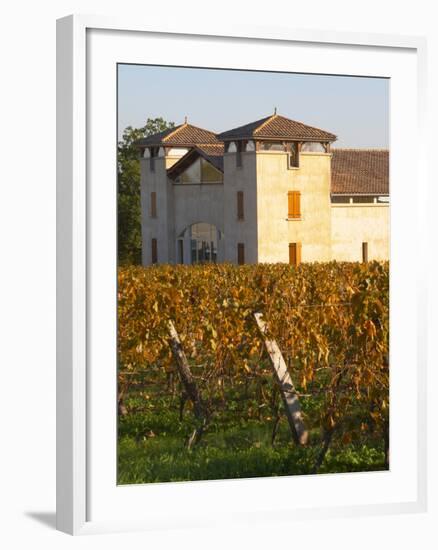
{"left": 117, "top": 387, "right": 386, "bottom": 485}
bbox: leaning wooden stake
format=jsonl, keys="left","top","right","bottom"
{"left": 254, "top": 312, "right": 308, "bottom": 446}
{"left": 168, "top": 320, "right": 206, "bottom": 448}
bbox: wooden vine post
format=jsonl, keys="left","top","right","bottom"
{"left": 168, "top": 320, "right": 206, "bottom": 448}
{"left": 254, "top": 312, "right": 308, "bottom": 446}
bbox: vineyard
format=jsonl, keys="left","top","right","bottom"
{"left": 118, "top": 261, "right": 389, "bottom": 484}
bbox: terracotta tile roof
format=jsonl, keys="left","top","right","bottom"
{"left": 331, "top": 149, "right": 389, "bottom": 195}
{"left": 137, "top": 123, "right": 220, "bottom": 148}
{"left": 217, "top": 114, "right": 336, "bottom": 142}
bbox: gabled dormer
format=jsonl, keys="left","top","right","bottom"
{"left": 167, "top": 145, "right": 224, "bottom": 184}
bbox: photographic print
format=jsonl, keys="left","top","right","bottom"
{"left": 117, "top": 64, "right": 389, "bottom": 485}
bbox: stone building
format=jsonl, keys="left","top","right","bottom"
{"left": 137, "top": 113, "right": 389, "bottom": 265}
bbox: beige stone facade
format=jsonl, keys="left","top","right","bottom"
{"left": 138, "top": 115, "right": 389, "bottom": 265}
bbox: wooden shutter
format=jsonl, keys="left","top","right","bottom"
{"left": 237, "top": 191, "right": 244, "bottom": 220}
{"left": 237, "top": 243, "right": 245, "bottom": 265}
{"left": 362, "top": 242, "right": 368, "bottom": 263}
{"left": 150, "top": 192, "right": 157, "bottom": 218}
{"left": 151, "top": 238, "right": 158, "bottom": 264}
{"left": 288, "top": 192, "right": 294, "bottom": 218}
{"left": 294, "top": 191, "right": 301, "bottom": 218}
{"left": 289, "top": 242, "right": 302, "bottom": 266}
{"left": 288, "top": 191, "right": 301, "bottom": 218}
{"left": 297, "top": 242, "right": 302, "bottom": 265}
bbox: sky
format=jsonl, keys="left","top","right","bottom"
{"left": 118, "top": 64, "right": 389, "bottom": 148}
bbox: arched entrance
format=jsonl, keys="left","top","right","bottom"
{"left": 177, "top": 222, "right": 221, "bottom": 264}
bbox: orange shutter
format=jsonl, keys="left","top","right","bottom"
{"left": 294, "top": 191, "right": 301, "bottom": 218}
{"left": 289, "top": 243, "right": 295, "bottom": 265}
{"left": 289, "top": 243, "right": 302, "bottom": 266}
{"left": 288, "top": 191, "right": 301, "bottom": 218}
{"left": 288, "top": 192, "right": 294, "bottom": 218}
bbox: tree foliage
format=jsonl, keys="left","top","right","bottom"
{"left": 118, "top": 118, "right": 175, "bottom": 265}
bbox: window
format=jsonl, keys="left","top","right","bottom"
{"left": 201, "top": 159, "right": 222, "bottom": 183}
{"left": 237, "top": 243, "right": 245, "bottom": 265}
{"left": 288, "top": 191, "right": 301, "bottom": 219}
{"left": 149, "top": 147, "right": 157, "bottom": 172}
{"left": 167, "top": 148, "right": 189, "bottom": 157}
{"left": 331, "top": 196, "right": 351, "bottom": 204}
{"left": 237, "top": 191, "right": 244, "bottom": 220}
{"left": 178, "top": 158, "right": 223, "bottom": 184}
{"left": 150, "top": 191, "right": 157, "bottom": 218}
{"left": 288, "top": 143, "right": 300, "bottom": 168}
{"left": 236, "top": 142, "right": 243, "bottom": 168}
{"left": 151, "top": 238, "right": 158, "bottom": 264}
{"left": 289, "top": 243, "right": 302, "bottom": 266}
{"left": 362, "top": 242, "right": 368, "bottom": 263}
{"left": 352, "top": 196, "right": 378, "bottom": 204}
{"left": 301, "top": 142, "right": 325, "bottom": 153}
{"left": 261, "top": 142, "right": 285, "bottom": 151}
{"left": 181, "top": 158, "right": 201, "bottom": 183}
{"left": 187, "top": 223, "right": 218, "bottom": 264}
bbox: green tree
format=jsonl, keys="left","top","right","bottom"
{"left": 118, "top": 117, "right": 175, "bottom": 265}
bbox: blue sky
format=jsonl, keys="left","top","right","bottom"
{"left": 118, "top": 64, "right": 389, "bottom": 148}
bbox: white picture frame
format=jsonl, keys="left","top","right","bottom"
{"left": 56, "top": 14, "right": 428, "bottom": 535}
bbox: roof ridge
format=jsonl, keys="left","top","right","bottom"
{"left": 216, "top": 115, "right": 274, "bottom": 140}
{"left": 182, "top": 121, "right": 217, "bottom": 135}
{"left": 253, "top": 113, "right": 278, "bottom": 135}
{"left": 162, "top": 122, "right": 188, "bottom": 142}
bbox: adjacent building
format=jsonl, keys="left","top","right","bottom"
{"left": 137, "top": 113, "right": 389, "bottom": 265}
